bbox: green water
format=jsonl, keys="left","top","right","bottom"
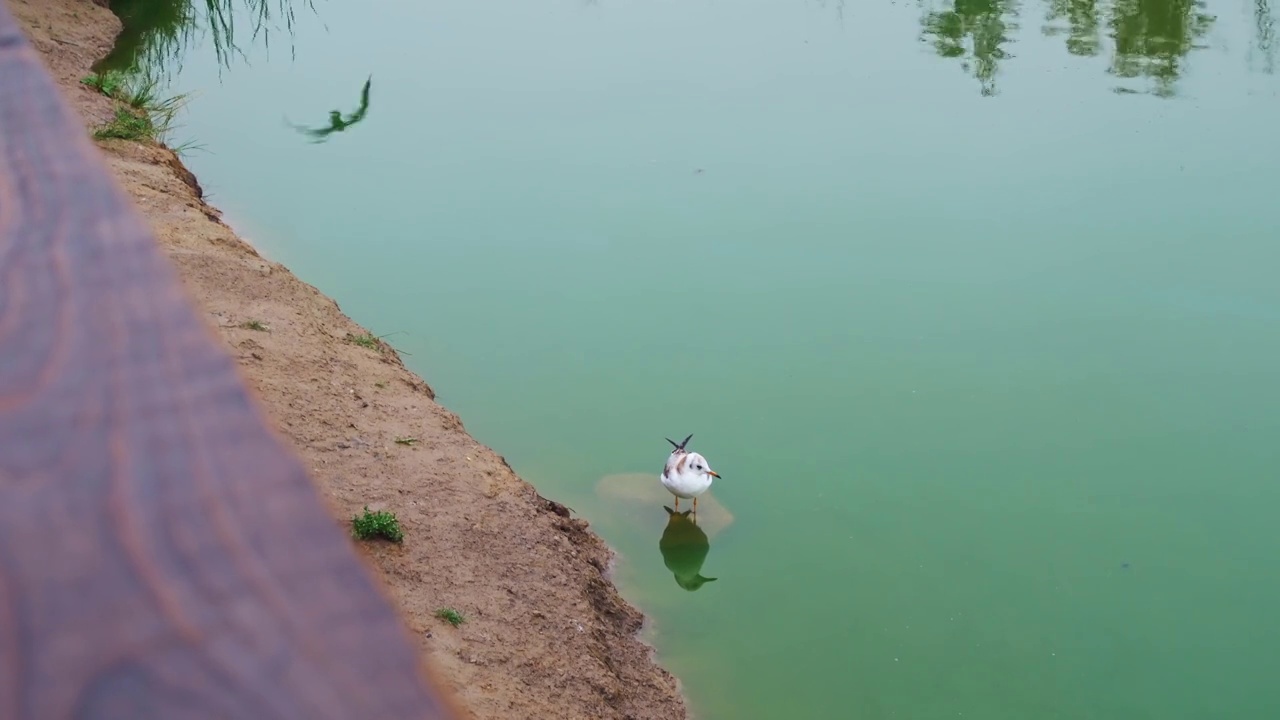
{"left": 125, "top": 0, "right": 1280, "bottom": 716}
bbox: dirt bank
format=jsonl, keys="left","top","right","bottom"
{"left": 7, "top": 1, "right": 689, "bottom": 718}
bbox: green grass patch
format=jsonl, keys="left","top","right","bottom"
{"left": 81, "top": 70, "right": 126, "bottom": 97}
{"left": 84, "top": 70, "right": 193, "bottom": 148}
{"left": 93, "top": 107, "right": 157, "bottom": 141}
{"left": 435, "top": 608, "right": 465, "bottom": 627}
{"left": 83, "top": 70, "right": 187, "bottom": 113}
{"left": 239, "top": 319, "right": 269, "bottom": 331}
{"left": 343, "top": 331, "right": 411, "bottom": 359}
{"left": 394, "top": 436, "right": 419, "bottom": 446}
{"left": 346, "top": 332, "right": 381, "bottom": 350}
{"left": 351, "top": 506, "right": 404, "bottom": 543}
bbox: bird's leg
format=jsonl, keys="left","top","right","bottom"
{"left": 673, "top": 496, "right": 680, "bottom": 511}
{"left": 692, "top": 496, "right": 698, "bottom": 513}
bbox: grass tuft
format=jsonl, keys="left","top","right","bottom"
{"left": 81, "top": 70, "right": 126, "bottom": 97}
{"left": 352, "top": 506, "right": 403, "bottom": 543}
{"left": 394, "top": 436, "right": 419, "bottom": 446}
{"left": 84, "top": 70, "right": 193, "bottom": 147}
{"left": 346, "top": 332, "right": 381, "bottom": 350}
{"left": 93, "top": 107, "right": 157, "bottom": 141}
{"left": 239, "top": 319, "right": 269, "bottom": 331}
{"left": 435, "top": 608, "right": 465, "bottom": 627}
{"left": 344, "top": 331, "right": 411, "bottom": 359}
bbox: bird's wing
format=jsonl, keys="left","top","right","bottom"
{"left": 283, "top": 115, "right": 334, "bottom": 140}
{"left": 662, "top": 451, "right": 686, "bottom": 478}
{"left": 345, "top": 76, "right": 373, "bottom": 123}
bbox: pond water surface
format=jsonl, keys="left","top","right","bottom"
{"left": 115, "top": 0, "right": 1280, "bottom": 717}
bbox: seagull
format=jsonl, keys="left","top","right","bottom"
{"left": 659, "top": 434, "right": 721, "bottom": 513}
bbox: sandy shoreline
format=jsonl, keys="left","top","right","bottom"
{"left": 8, "top": 1, "right": 690, "bottom": 718}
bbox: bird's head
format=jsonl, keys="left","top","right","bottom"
{"left": 678, "top": 451, "right": 720, "bottom": 480}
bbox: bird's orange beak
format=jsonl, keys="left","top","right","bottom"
{"left": 707, "top": 470, "right": 721, "bottom": 478}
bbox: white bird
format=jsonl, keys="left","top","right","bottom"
{"left": 660, "top": 434, "right": 721, "bottom": 513}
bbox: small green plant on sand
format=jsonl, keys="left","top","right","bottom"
{"left": 93, "top": 107, "right": 156, "bottom": 141}
{"left": 81, "top": 70, "right": 125, "bottom": 98}
{"left": 344, "top": 331, "right": 410, "bottom": 357}
{"left": 394, "top": 436, "right": 419, "bottom": 446}
{"left": 83, "top": 70, "right": 184, "bottom": 113}
{"left": 346, "top": 332, "right": 381, "bottom": 349}
{"left": 435, "top": 608, "right": 465, "bottom": 627}
{"left": 239, "top": 319, "right": 269, "bottom": 331}
{"left": 84, "top": 70, "right": 193, "bottom": 148}
{"left": 352, "top": 506, "right": 403, "bottom": 543}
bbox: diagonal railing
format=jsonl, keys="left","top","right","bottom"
{"left": 0, "top": 5, "right": 462, "bottom": 718}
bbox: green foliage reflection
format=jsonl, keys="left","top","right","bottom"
{"left": 98, "top": 0, "right": 315, "bottom": 77}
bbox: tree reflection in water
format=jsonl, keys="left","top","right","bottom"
{"left": 921, "top": 0, "right": 1221, "bottom": 97}
{"left": 920, "top": 0, "right": 1021, "bottom": 96}
{"left": 1107, "top": 0, "right": 1215, "bottom": 96}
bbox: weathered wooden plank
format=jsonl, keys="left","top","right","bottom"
{"left": 0, "top": 6, "right": 463, "bottom": 719}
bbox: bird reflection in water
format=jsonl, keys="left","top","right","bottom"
{"left": 658, "top": 507, "right": 718, "bottom": 592}
{"left": 287, "top": 75, "right": 373, "bottom": 143}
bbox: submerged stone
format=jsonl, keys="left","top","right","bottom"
{"left": 596, "top": 472, "right": 735, "bottom": 539}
